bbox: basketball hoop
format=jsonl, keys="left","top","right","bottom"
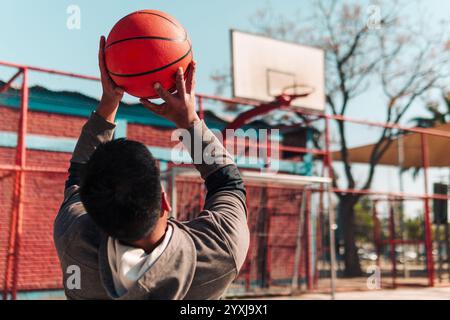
{"left": 276, "top": 84, "right": 315, "bottom": 105}
{"left": 231, "top": 30, "right": 325, "bottom": 112}
{"left": 224, "top": 84, "right": 316, "bottom": 131}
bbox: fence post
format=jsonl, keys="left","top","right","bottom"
{"left": 421, "top": 133, "right": 434, "bottom": 287}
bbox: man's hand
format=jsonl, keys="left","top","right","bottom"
{"left": 140, "top": 61, "right": 200, "bottom": 129}
{"left": 96, "top": 35, "right": 124, "bottom": 123}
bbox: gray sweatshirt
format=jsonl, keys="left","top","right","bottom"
{"left": 53, "top": 112, "right": 249, "bottom": 299}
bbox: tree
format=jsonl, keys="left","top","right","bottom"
{"left": 410, "top": 92, "right": 450, "bottom": 128}
{"left": 405, "top": 92, "right": 450, "bottom": 178}
{"left": 249, "top": 0, "right": 450, "bottom": 276}
{"left": 354, "top": 197, "right": 374, "bottom": 243}
{"left": 405, "top": 216, "right": 424, "bottom": 241}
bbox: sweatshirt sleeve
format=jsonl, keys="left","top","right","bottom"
{"left": 54, "top": 112, "right": 116, "bottom": 240}
{"left": 179, "top": 120, "right": 250, "bottom": 273}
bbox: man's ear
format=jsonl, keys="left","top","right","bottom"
{"left": 161, "top": 191, "right": 171, "bottom": 213}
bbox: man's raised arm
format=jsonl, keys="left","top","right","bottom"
{"left": 55, "top": 36, "right": 124, "bottom": 234}
{"left": 140, "top": 62, "right": 249, "bottom": 273}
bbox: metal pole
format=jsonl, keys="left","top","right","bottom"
{"left": 421, "top": 133, "right": 434, "bottom": 287}
{"left": 397, "top": 129, "right": 408, "bottom": 278}
{"left": 11, "top": 68, "right": 29, "bottom": 300}
{"left": 2, "top": 171, "right": 21, "bottom": 300}
{"left": 328, "top": 114, "right": 450, "bottom": 139}
{"left": 436, "top": 224, "right": 442, "bottom": 282}
{"left": 3, "top": 68, "right": 29, "bottom": 300}
{"left": 0, "top": 69, "right": 23, "bottom": 94}
{"left": 244, "top": 194, "right": 252, "bottom": 292}
{"left": 265, "top": 203, "right": 272, "bottom": 288}
{"left": 2, "top": 68, "right": 28, "bottom": 300}
{"left": 291, "top": 189, "right": 307, "bottom": 292}
{"left": 305, "top": 189, "right": 313, "bottom": 290}
{"left": 314, "top": 189, "right": 324, "bottom": 288}
{"left": 0, "top": 60, "right": 100, "bottom": 82}
{"left": 324, "top": 116, "right": 337, "bottom": 299}
{"left": 372, "top": 201, "right": 381, "bottom": 269}
{"left": 389, "top": 204, "right": 397, "bottom": 288}
{"left": 445, "top": 220, "right": 450, "bottom": 280}
{"left": 445, "top": 171, "right": 450, "bottom": 280}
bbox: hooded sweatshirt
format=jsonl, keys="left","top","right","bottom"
{"left": 107, "top": 224, "right": 173, "bottom": 296}
{"left": 53, "top": 112, "right": 249, "bottom": 299}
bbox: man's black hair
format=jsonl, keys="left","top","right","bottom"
{"left": 79, "top": 138, "right": 161, "bottom": 242}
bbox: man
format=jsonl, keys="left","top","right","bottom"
{"left": 53, "top": 36, "right": 249, "bottom": 299}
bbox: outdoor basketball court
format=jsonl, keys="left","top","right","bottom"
{"left": 257, "top": 286, "right": 450, "bottom": 300}
{"left": 0, "top": 1, "right": 449, "bottom": 304}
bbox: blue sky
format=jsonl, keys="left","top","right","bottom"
{"left": 1, "top": 0, "right": 449, "bottom": 213}
{"left": 0, "top": 0, "right": 306, "bottom": 98}
{"left": 0, "top": 1, "right": 448, "bottom": 130}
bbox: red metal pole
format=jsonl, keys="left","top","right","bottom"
{"left": 2, "top": 68, "right": 29, "bottom": 300}
{"left": 1, "top": 68, "right": 22, "bottom": 300}
{"left": 329, "top": 114, "right": 450, "bottom": 139}
{"left": 194, "top": 95, "right": 450, "bottom": 139}
{"left": 324, "top": 116, "right": 337, "bottom": 298}
{"left": 421, "top": 133, "right": 434, "bottom": 287}
{"left": 244, "top": 194, "right": 251, "bottom": 292}
{"left": 11, "top": 68, "right": 29, "bottom": 299}
{"left": 0, "top": 61, "right": 448, "bottom": 138}
{"left": 265, "top": 207, "right": 272, "bottom": 288}
{"left": 0, "top": 69, "right": 23, "bottom": 94}
{"left": 314, "top": 190, "right": 324, "bottom": 288}
{"left": 323, "top": 116, "right": 334, "bottom": 180}
{"left": 372, "top": 201, "right": 381, "bottom": 269}
{"left": 224, "top": 101, "right": 282, "bottom": 132}
{"left": 0, "top": 164, "right": 67, "bottom": 173}
{"left": 0, "top": 60, "right": 100, "bottom": 82}
{"left": 323, "top": 187, "right": 448, "bottom": 201}
{"left": 305, "top": 189, "right": 313, "bottom": 291}
{"left": 196, "top": 92, "right": 261, "bottom": 107}
{"left": 389, "top": 204, "right": 397, "bottom": 289}
{"left": 2, "top": 172, "right": 20, "bottom": 300}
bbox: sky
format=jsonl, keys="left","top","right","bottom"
{"left": 0, "top": 0, "right": 448, "bottom": 135}
{"left": 0, "top": 0, "right": 305, "bottom": 98}
{"left": 0, "top": 0, "right": 449, "bottom": 217}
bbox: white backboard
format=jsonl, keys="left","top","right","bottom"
{"left": 231, "top": 30, "right": 325, "bottom": 112}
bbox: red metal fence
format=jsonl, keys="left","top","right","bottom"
{"left": 0, "top": 60, "right": 449, "bottom": 299}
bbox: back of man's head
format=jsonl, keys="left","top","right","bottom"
{"left": 80, "top": 138, "right": 161, "bottom": 242}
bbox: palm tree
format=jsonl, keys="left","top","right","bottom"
{"left": 410, "top": 92, "right": 450, "bottom": 128}
{"left": 405, "top": 92, "right": 450, "bottom": 179}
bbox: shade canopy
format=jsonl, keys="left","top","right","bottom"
{"left": 331, "top": 123, "right": 450, "bottom": 168}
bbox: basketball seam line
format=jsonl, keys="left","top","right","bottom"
{"left": 105, "top": 32, "right": 187, "bottom": 49}
{"left": 114, "top": 11, "right": 181, "bottom": 30}
{"left": 108, "top": 45, "right": 192, "bottom": 77}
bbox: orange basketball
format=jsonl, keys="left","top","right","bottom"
{"left": 105, "top": 10, "right": 193, "bottom": 99}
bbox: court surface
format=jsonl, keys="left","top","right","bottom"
{"left": 256, "top": 287, "right": 450, "bottom": 300}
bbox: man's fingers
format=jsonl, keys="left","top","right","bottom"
{"left": 176, "top": 67, "right": 186, "bottom": 97}
{"left": 98, "top": 36, "right": 107, "bottom": 75}
{"left": 154, "top": 83, "right": 174, "bottom": 104}
{"left": 140, "top": 98, "right": 166, "bottom": 115}
{"left": 185, "top": 61, "right": 197, "bottom": 94}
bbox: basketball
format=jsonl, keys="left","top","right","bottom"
{"left": 105, "top": 10, "right": 193, "bottom": 99}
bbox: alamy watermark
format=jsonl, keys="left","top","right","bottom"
{"left": 366, "top": 265, "right": 381, "bottom": 289}
{"left": 66, "top": 265, "right": 81, "bottom": 290}
{"left": 66, "top": 5, "right": 81, "bottom": 30}
{"left": 366, "top": 5, "right": 382, "bottom": 30}
{"left": 171, "top": 123, "right": 281, "bottom": 173}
